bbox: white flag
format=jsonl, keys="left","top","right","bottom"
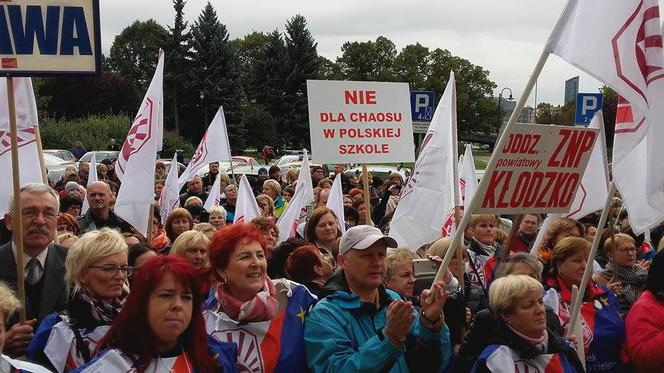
{"left": 115, "top": 50, "right": 164, "bottom": 236}
{"left": 204, "top": 172, "right": 222, "bottom": 212}
{"left": 0, "top": 127, "right": 41, "bottom": 216}
{"left": 565, "top": 111, "right": 610, "bottom": 220}
{"left": 295, "top": 149, "right": 314, "bottom": 206}
{"left": 178, "top": 107, "right": 232, "bottom": 187}
{"left": 0, "top": 78, "right": 38, "bottom": 129}
{"left": 158, "top": 153, "right": 181, "bottom": 223}
{"left": 277, "top": 180, "right": 308, "bottom": 245}
{"left": 80, "top": 153, "right": 98, "bottom": 214}
{"left": 234, "top": 174, "right": 260, "bottom": 224}
{"left": 389, "top": 72, "right": 457, "bottom": 250}
{"left": 326, "top": 173, "right": 346, "bottom": 235}
{"left": 459, "top": 145, "right": 479, "bottom": 213}
{"left": 546, "top": 0, "right": 664, "bottom": 222}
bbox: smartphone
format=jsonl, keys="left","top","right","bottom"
{"left": 412, "top": 258, "right": 441, "bottom": 279}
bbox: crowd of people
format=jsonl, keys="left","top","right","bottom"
{"left": 1, "top": 155, "right": 664, "bottom": 372}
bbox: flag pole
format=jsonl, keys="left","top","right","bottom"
{"left": 503, "top": 214, "right": 523, "bottom": 259}
{"left": 566, "top": 182, "right": 617, "bottom": 338}
{"left": 362, "top": 164, "right": 372, "bottom": 226}
{"left": 450, "top": 88, "right": 465, "bottom": 289}
{"left": 33, "top": 126, "right": 48, "bottom": 184}
{"left": 430, "top": 48, "right": 552, "bottom": 286}
{"left": 7, "top": 77, "right": 27, "bottom": 322}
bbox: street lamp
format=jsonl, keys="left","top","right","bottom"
{"left": 498, "top": 87, "right": 513, "bottom": 126}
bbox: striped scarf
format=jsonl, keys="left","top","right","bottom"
{"left": 215, "top": 279, "right": 279, "bottom": 322}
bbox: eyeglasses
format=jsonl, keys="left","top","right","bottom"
{"left": 89, "top": 265, "right": 134, "bottom": 278}
{"left": 617, "top": 246, "right": 637, "bottom": 254}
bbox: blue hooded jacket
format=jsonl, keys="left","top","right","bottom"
{"left": 304, "top": 270, "right": 451, "bottom": 372}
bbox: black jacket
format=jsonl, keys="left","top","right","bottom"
{"left": 455, "top": 307, "right": 570, "bottom": 372}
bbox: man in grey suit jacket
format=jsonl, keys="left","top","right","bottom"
{"left": 1, "top": 184, "right": 67, "bottom": 356}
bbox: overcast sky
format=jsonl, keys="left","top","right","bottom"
{"left": 99, "top": 0, "right": 660, "bottom": 106}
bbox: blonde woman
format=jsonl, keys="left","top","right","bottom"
{"left": 170, "top": 230, "right": 210, "bottom": 271}
{"left": 28, "top": 228, "right": 130, "bottom": 372}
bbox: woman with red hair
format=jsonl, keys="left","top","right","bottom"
{"left": 76, "top": 256, "right": 237, "bottom": 373}
{"left": 285, "top": 245, "right": 333, "bottom": 297}
{"left": 204, "top": 223, "right": 317, "bottom": 372}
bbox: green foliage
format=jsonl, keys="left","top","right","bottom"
{"left": 337, "top": 36, "right": 397, "bottom": 81}
{"left": 600, "top": 85, "right": 617, "bottom": 148}
{"left": 107, "top": 20, "right": 168, "bottom": 91}
{"left": 39, "top": 115, "right": 194, "bottom": 158}
{"left": 164, "top": 0, "right": 193, "bottom": 133}
{"left": 40, "top": 115, "right": 133, "bottom": 150}
{"left": 188, "top": 2, "right": 246, "bottom": 150}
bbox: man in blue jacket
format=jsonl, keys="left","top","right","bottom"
{"left": 305, "top": 225, "right": 451, "bottom": 372}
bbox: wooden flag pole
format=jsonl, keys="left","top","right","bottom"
{"left": 33, "top": 126, "right": 48, "bottom": 184}
{"left": 147, "top": 203, "right": 155, "bottom": 245}
{"left": 7, "top": 77, "right": 27, "bottom": 322}
{"left": 362, "top": 164, "right": 372, "bottom": 226}
{"left": 566, "top": 182, "right": 617, "bottom": 338}
{"left": 502, "top": 214, "right": 523, "bottom": 259}
{"left": 429, "top": 48, "right": 552, "bottom": 287}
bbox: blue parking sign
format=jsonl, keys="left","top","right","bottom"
{"left": 575, "top": 93, "right": 603, "bottom": 125}
{"left": 411, "top": 91, "right": 435, "bottom": 122}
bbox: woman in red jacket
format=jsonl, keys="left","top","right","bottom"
{"left": 626, "top": 249, "right": 664, "bottom": 372}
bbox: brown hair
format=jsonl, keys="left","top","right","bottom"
{"left": 164, "top": 208, "right": 193, "bottom": 242}
{"left": 304, "top": 207, "right": 340, "bottom": 244}
{"left": 550, "top": 236, "right": 590, "bottom": 277}
{"left": 537, "top": 218, "right": 586, "bottom": 263}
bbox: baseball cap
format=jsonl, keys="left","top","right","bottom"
{"left": 258, "top": 167, "right": 268, "bottom": 175}
{"left": 339, "top": 225, "right": 397, "bottom": 255}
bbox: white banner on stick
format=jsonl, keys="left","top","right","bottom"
{"left": 478, "top": 124, "right": 598, "bottom": 214}
{"left": 306, "top": 80, "right": 415, "bottom": 164}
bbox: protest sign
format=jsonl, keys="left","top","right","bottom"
{"left": 307, "top": 80, "right": 415, "bottom": 164}
{"left": 0, "top": 0, "right": 101, "bottom": 76}
{"left": 478, "top": 124, "right": 598, "bottom": 214}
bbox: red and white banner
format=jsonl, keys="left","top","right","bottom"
{"left": 295, "top": 149, "right": 314, "bottom": 206}
{"left": 277, "top": 179, "right": 308, "bottom": 245}
{"left": 479, "top": 124, "right": 598, "bottom": 214}
{"left": 389, "top": 72, "right": 457, "bottom": 250}
{"left": 115, "top": 50, "right": 164, "bottom": 236}
{"left": 307, "top": 80, "right": 415, "bottom": 164}
{"left": 326, "top": 173, "right": 346, "bottom": 235}
{"left": 178, "top": 107, "right": 232, "bottom": 186}
{"left": 234, "top": 174, "right": 260, "bottom": 224}
{"left": 0, "top": 127, "right": 40, "bottom": 216}
{"left": 204, "top": 171, "right": 222, "bottom": 212}
{"left": 546, "top": 0, "right": 664, "bottom": 224}
{"left": 159, "top": 153, "right": 181, "bottom": 223}
{"left": 0, "top": 77, "right": 38, "bottom": 129}
{"left": 460, "top": 145, "right": 479, "bottom": 214}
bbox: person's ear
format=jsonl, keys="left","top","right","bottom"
{"left": 313, "top": 265, "right": 323, "bottom": 276}
{"left": 337, "top": 254, "right": 346, "bottom": 270}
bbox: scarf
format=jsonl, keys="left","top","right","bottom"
{"left": 71, "top": 287, "right": 126, "bottom": 324}
{"left": 507, "top": 324, "right": 549, "bottom": 353}
{"left": 215, "top": 279, "right": 279, "bottom": 322}
{"left": 151, "top": 229, "right": 170, "bottom": 252}
{"left": 473, "top": 238, "right": 497, "bottom": 257}
{"left": 601, "top": 262, "right": 647, "bottom": 312}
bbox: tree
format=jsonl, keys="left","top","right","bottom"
{"left": 164, "top": 0, "right": 192, "bottom": 132}
{"left": 188, "top": 2, "right": 246, "bottom": 150}
{"left": 394, "top": 43, "right": 431, "bottom": 89}
{"left": 535, "top": 102, "right": 560, "bottom": 124}
{"left": 426, "top": 48, "right": 497, "bottom": 135}
{"left": 336, "top": 36, "right": 397, "bottom": 81}
{"left": 317, "top": 56, "right": 343, "bottom": 80}
{"left": 38, "top": 72, "right": 141, "bottom": 120}
{"left": 107, "top": 20, "right": 168, "bottom": 91}
{"left": 232, "top": 31, "right": 269, "bottom": 100}
{"left": 283, "top": 15, "right": 319, "bottom": 147}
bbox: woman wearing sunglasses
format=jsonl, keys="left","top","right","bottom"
{"left": 28, "top": 228, "right": 130, "bottom": 372}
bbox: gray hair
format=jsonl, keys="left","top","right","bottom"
{"left": 7, "top": 183, "right": 60, "bottom": 213}
{"left": 208, "top": 205, "right": 227, "bottom": 219}
{"left": 495, "top": 253, "right": 544, "bottom": 281}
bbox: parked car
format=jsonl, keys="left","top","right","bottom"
{"left": 44, "top": 153, "right": 76, "bottom": 184}
{"left": 194, "top": 156, "right": 260, "bottom": 178}
{"left": 44, "top": 149, "right": 75, "bottom": 162}
{"left": 77, "top": 151, "right": 119, "bottom": 164}
{"left": 347, "top": 165, "right": 410, "bottom": 182}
